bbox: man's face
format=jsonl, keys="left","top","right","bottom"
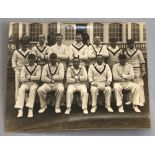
{"left": 22, "top": 44, "right": 28, "bottom": 51}
{"left": 75, "top": 35, "right": 82, "bottom": 43}
{"left": 119, "top": 58, "right": 127, "bottom": 66}
{"left": 73, "top": 59, "right": 80, "bottom": 69}
{"left": 110, "top": 41, "right": 117, "bottom": 48}
{"left": 127, "top": 43, "right": 134, "bottom": 50}
{"left": 28, "top": 58, "right": 35, "bottom": 66}
{"left": 50, "top": 58, "right": 57, "bottom": 66}
{"left": 38, "top": 35, "right": 45, "bottom": 44}
{"left": 96, "top": 55, "right": 103, "bottom": 65}
{"left": 94, "top": 36, "right": 100, "bottom": 45}
{"left": 56, "top": 35, "right": 63, "bottom": 44}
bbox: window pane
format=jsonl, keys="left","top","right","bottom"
{"left": 12, "top": 23, "right": 19, "bottom": 36}
{"left": 93, "top": 23, "right": 104, "bottom": 42}
{"left": 65, "top": 25, "right": 74, "bottom": 41}
{"left": 29, "top": 23, "right": 43, "bottom": 42}
{"left": 109, "top": 23, "right": 122, "bottom": 42}
{"left": 131, "top": 23, "right": 140, "bottom": 41}
{"left": 143, "top": 24, "right": 146, "bottom": 41}
{"left": 22, "top": 24, "right": 26, "bottom": 35}
{"left": 48, "top": 23, "right": 57, "bottom": 35}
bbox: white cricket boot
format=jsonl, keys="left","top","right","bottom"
{"left": 65, "top": 108, "right": 71, "bottom": 115}
{"left": 38, "top": 105, "right": 47, "bottom": 113}
{"left": 27, "top": 108, "right": 33, "bottom": 118}
{"left": 83, "top": 109, "right": 88, "bottom": 114}
{"left": 118, "top": 105, "right": 124, "bottom": 113}
{"left": 17, "top": 109, "right": 23, "bottom": 118}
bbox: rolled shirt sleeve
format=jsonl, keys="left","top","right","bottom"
{"left": 88, "top": 65, "right": 94, "bottom": 82}
{"left": 79, "top": 67, "right": 88, "bottom": 82}
{"left": 30, "top": 65, "right": 42, "bottom": 81}
{"left": 20, "top": 66, "right": 29, "bottom": 83}
{"left": 12, "top": 50, "right": 17, "bottom": 69}
{"left": 112, "top": 64, "right": 123, "bottom": 81}
{"left": 53, "top": 63, "right": 64, "bottom": 81}
{"left": 41, "top": 65, "right": 52, "bottom": 83}
{"left": 106, "top": 65, "right": 112, "bottom": 83}
{"left": 66, "top": 67, "right": 76, "bottom": 84}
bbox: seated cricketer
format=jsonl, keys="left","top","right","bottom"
{"left": 37, "top": 53, "right": 64, "bottom": 114}
{"left": 112, "top": 53, "right": 141, "bottom": 113}
{"left": 14, "top": 54, "right": 41, "bottom": 118}
{"left": 65, "top": 57, "right": 89, "bottom": 115}
{"left": 88, "top": 54, "right": 113, "bottom": 113}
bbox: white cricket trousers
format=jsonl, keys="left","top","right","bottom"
{"left": 14, "top": 68, "right": 22, "bottom": 100}
{"left": 14, "top": 82, "right": 38, "bottom": 109}
{"left": 37, "top": 83, "right": 64, "bottom": 109}
{"left": 113, "top": 81, "right": 140, "bottom": 106}
{"left": 133, "top": 77, "right": 145, "bottom": 106}
{"left": 66, "top": 84, "right": 88, "bottom": 109}
{"left": 90, "top": 83, "right": 112, "bottom": 108}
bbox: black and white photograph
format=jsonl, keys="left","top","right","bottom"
{"left": 5, "top": 20, "right": 150, "bottom": 132}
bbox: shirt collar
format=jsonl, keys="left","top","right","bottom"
{"left": 37, "top": 43, "right": 46, "bottom": 48}
{"left": 19, "top": 48, "right": 29, "bottom": 53}
{"left": 118, "top": 63, "right": 128, "bottom": 66}
{"left": 71, "top": 65, "right": 82, "bottom": 70}
{"left": 108, "top": 45, "right": 119, "bottom": 50}
{"left": 94, "top": 62, "right": 105, "bottom": 67}
{"left": 127, "top": 48, "right": 136, "bottom": 52}
{"left": 49, "top": 62, "right": 59, "bottom": 67}
{"left": 26, "top": 63, "right": 37, "bottom": 67}
{"left": 74, "top": 41, "right": 83, "bottom": 46}
{"left": 93, "top": 44, "right": 102, "bottom": 48}
{"left": 55, "top": 43, "right": 63, "bottom": 48}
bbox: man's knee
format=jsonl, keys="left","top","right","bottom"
{"left": 105, "top": 86, "right": 111, "bottom": 92}
{"left": 91, "top": 86, "right": 97, "bottom": 93}
{"left": 37, "top": 86, "right": 44, "bottom": 94}
{"left": 67, "top": 88, "right": 74, "bottom": 95}
{"left": 81, "top": 88, "right": 88, "bottom": 94}
{"left": 130, "top": 83, "right": 139, "bottom": 91}
{"left": 19, "top": 85, "right": 27, "bottom": 92}
{"left": 31, "top": 85, "right": 38, "bottom": 91}
{"left": 114, "top": 84, "right": 122, "bottom": 91}
{"left": 58, "top": 86, "right": 64, "bottom": 93}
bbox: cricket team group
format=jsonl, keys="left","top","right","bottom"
{"left": 11, "top": 32, "right": 146, "bottom": 118}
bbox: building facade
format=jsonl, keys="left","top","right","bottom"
{"left": 7, "top": 22, "right": 147, "bottom": 76}
{"left": 9, "top": 22, "right": 146, "bottom": 46}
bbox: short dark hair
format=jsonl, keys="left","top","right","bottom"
{"left": 96, "top": 54, "right": 103, "bottom": 58}
{"left": 49, "top": 53, "right": 57, "bottom": 59}
{"left": 118, "top": 53, "right": 127, "bottom": 60}
{"left": 38, "top": 34, "right": 45, "bottom": 38}
{"left": 27, "top": 53, "right": 36, "bottom": 59}
{"left": 109, "top": 38, "right": 117, "bottom": 42}
{"left": 20, "top": 35, "right": 30, "bottom": 45}
{"left": 37, "top": 34, "right": 45, "bottom": 40}
{"left": 127, "top": 39, "right": 135, "bottom": 44}
{"left": 75, "top": 33, "right": 82, "bottom": 36}
{"left": 94, "top": 35, "right": 100, "bottom": 39}
{"left": 73, "top": 57, "right": 80, "bottom": 61}
{"left": 56, "top": 33, "right": 63, "bottom": 37}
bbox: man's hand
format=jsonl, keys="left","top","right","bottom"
{"left": 91, "top": 82, "right": 98, "bottom": 87}
{"left": 51, "top": 79, "right": 55, "bottom": 83}
{"left": 26, "top": 75, "right": 31, "bottom": 81}
{"left": 141, "top": 71, "right": 146, "bottom": 77}
{"left": 50, "top": 76, "right": 55, "bottom": 83}
{"left": 13, "top": 67, "right": 17, "bottom": 71}
{"left": 37, "top": 57, "right": 42, "bottom": 62}
{"left": 122, "top": 74, "right": 126, "bottom": 79}
{"left": 105, "top": 81, "right": 110, "bottom": 87}
{"left": 74, "top": 76, "right": 79, "bottom": 80}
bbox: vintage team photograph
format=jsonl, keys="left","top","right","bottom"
{"left": 5, "top": 20, "right": 151, "bottom": 132}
